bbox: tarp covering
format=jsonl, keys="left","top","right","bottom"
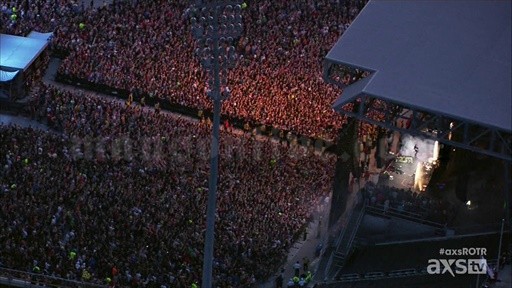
{"left": 0, "top": 34, "right": 49, "bottom": 71}
{"left": 0, "top": 70, "right": 19, "bottom": 82}
{"left": 27, "top": 31, "right": 54, "bottom": 41}
{"left": 328, "top": 0, "right": 512, "bottom": 132}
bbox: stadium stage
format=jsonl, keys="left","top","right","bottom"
{"left": 0, "top": 32, "right": 52, "bottom": 101}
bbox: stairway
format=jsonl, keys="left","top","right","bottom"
{"left": 323, "top": 201, "right": 367, "bottom": 280}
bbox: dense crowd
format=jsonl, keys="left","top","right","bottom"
{"left": 363, "top": 183, "right": 456, "bottom": 225}
{"left": 1, "top": 84, "right": 335, "bottom": 287}
{"left": 0, "top": 0, "right": 369, "bottom": 286}
{"left": 2, "top": 0, "right": 368, "bottom": 141}
{"left": 0, "top": 0, "right": 83, "bottom": 36}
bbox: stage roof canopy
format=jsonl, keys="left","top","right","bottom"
{"left": 327, "top": 0, "right": 511, "bottom": 132}
{"left": 0, "top": 33, "right": 50, "bottom": 71}
{"left": 27, "top": 31, "right": 54, "bottom": 41}
{"left": 0, "top": 70, "right": 19, "bottom": 82}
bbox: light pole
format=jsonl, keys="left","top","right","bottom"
{"left": 190, "top": 1, "right": 242, "bottom": 287}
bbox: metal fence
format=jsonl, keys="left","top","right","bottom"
{"left": 0, "top": 267, "right": 106, "bottom": 288}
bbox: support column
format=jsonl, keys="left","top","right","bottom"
{"left": 329, "top": 116, "right": 358, "bottom": 229}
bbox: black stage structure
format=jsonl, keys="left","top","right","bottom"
{"left": 320, "top": 0, "right": 511, "bottom": 286}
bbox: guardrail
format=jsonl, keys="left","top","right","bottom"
{"left": 0, "top": 267, "right": 106, "bottom": 288}
{"left": 372, "top": 226, "right": 508, "bottom": 246}
{"left": 322, "top": 200, "right": 363, "bottom": 280}
{"left": 370, "top": 203, "right": 425, "bottom": 219}
{"left": 326, "top": 201, "right": 368, "bottom": 280}
{"left": 365, "top": 230, "right": 446, "bottom": 245}
{"left": 54, "top": 72, "right": 338, "bottom": 153}
{"left": 332, "top": 203, "right": 367, "bottom": 279}
{"left": 338, "top": 273, "right": 360, "bottom": 281}
{"left": 345, "top": 202, "right": 367, "bottom": 253}
{"left": 322, "top": 259, "right": 498, "bottom": 286}
{"left": 333, "top": 201, "right": 360, "bottom": 250}
{"left": 365, "top": 204, "right": 445, "bottom": 228}
{"left": 452, "top": 223, "right": 506, "bottom": 235}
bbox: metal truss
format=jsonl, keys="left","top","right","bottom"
{"left": 332, "top": 93, "right": 512, "bottom": 162}
{"left": 323, "top": 59, "right": 372, "bottom": 89}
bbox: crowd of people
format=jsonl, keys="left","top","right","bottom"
{"left": 2, "top": 0, "right": 368, "bottom": 141}
{"left": 0, "top": 0, "right": 372, "bottom": 287}
{"left": 0, "top": 0, "right": 382, "bottom": 149}
{"left": 363, "top": 183, "right": 457, "bottom": 225}
{"left": 1, "top": 83, "right": 336, "bottom": 287}
{"left": 0, "top": 0, "right": 84, "bottom": 36}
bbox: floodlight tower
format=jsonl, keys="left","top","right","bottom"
{"left": 190, "top": 1, "right": 243, "bottom": 287}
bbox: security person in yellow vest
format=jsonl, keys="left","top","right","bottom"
{"left": 305, "top": 271, "right": 312, "bottom": 284}
{"left": 82, "top": 269, "right": 91, "bottom": 281}
{"left": 31, "top": 263, "right": 41, "bottom": 284}
{"left": 292, "top": 275, "right": 300, "bottom": 285}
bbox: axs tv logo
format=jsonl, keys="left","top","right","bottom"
{"left": 427, "top": 259, "right": 487, "bottom": 277}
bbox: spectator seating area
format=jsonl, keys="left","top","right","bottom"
{"left": 0, "top": 0, "right": 375, "bottom": 287}
{"left": 1, "top": 83, "right": 336, "bottom": 287}
{"left": 2, "top": 0, "right": 368, "bottom": 142}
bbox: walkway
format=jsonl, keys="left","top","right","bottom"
{"left": 257, "top": 176, "right": 371, "bottom": 288}
{"left": 493, "top": 264, "right": 511, "bottom": 288}
{"left": 258, "top": 198, "right": 331, "bottom": 288}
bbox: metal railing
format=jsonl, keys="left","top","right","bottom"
{"left": 332, "top": 203, "right": 367, "bottom": 280}
{"left": 322, "top": 200, "right": 364, "bottom": 281}
{"left": 321, "top": 259, "right": 498, "bottom": 287}
{"left": 365, "top": 230, "right": 447, "bottom": 245}
{"left": 452, "top": 223, "right": 506, "bottom": 235}
{"left": 0, "top": 267, "right": 106, "bottom": 288}
{"left": 326, "top": 201, "right": 367, "bottom": 280}
{"left": 365, "top": 204, "right": 445, "bottom": 228}
{"left": 345, "top": 202, "right": 367, "bottom": 254}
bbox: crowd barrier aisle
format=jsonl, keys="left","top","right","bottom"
{"left": 0, "top": 267, "right": 107, "bottom": 288}
{"left": 54, "top": 72, "right": 338, "bottom": 154}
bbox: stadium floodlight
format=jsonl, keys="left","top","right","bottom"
{"left": 190, "top": 1, "right": 242, "bottom": 287}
